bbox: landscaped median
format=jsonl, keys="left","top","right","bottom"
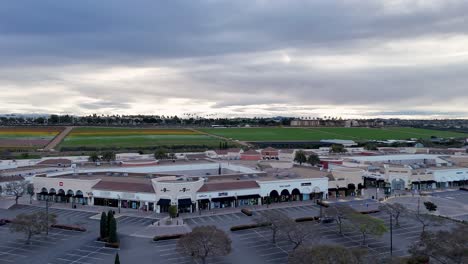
{"left": 294, "top": 216, "right": 320, "bottom": 223}
{"left": 241, "top": 208, "right": 253, "bottom": 216}
{"left": 51, "top": 224, "right": 86, "bottom": 232}
{"left": 230, "top": 222, "right": 271, "bottom": 232}
{"left": 153, "top": 233, "right": 186, "bottom": 241}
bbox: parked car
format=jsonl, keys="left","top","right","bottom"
{"left": 321, "top": 217, "right": 334, "bottom": 224}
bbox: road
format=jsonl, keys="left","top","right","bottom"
{"left": 43, "top": 126, "right": 74, "bottom": 151}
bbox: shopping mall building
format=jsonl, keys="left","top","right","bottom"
{"left": 32, "top": 161, "right": 328, "bottom": 213}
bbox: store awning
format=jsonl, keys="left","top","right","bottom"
{"left": 237, "top": 194, "right": 260, "bottom": 199}
{"left": 178, "top": 198, "right": 192, "bottom": 206}
{"left": 212, "top": 197, "right": 235, "bottom": 202}
{"left": 157, "top": 199, "right": 171, "bottom": 206}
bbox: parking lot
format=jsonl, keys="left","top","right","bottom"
{"left": 116, "top": 215, "right": 157, "bottom": 235}
{"left": 152, "top": 239, "right": 231, "bottom": 264}
{"left": 7, "top": 205, "right": 97, "bottom": 224}
{"left": 48, "top": 240, "right": 118, "bottom": 264}
{"left": 0, "top": 224, "right": 87, "bottom": 263}
{"left": 185, "top": 204, "right": 321, "bottom": 230}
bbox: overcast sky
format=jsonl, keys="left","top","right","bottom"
{"left": 2, "top": 0, "right": 468, "bottom": 119}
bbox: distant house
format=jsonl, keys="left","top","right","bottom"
{"left": 240, "top": 149, "right": 262, "bottom": 161}
{"left": 278, "top": 149, "right": 295, "bottom": 161}
{"left": 261, "top": 147, "right": 279, "bottom": 160}
{"left": 206, "top": 148, "right": 242, "bottom": 160}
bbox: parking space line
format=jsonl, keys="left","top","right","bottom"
{"left": 213, "top": 215, "right": 224, "bottom": 221}
{"left": 66, "top": 253, "right": 103, "bottom": 261}
{"left": 0, "top": 245, "right": 33, "bottom": 253}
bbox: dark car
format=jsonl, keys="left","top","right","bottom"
{"left": 320, "top": 217, "right": 334, "bottom": 224}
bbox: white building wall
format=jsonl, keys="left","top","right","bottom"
{"left": 258, "top": 178, "right": 328, "bottom": 197}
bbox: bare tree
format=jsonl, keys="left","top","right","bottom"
{"left": 325, "top": 204, "right": 356, "bottom": 235}
{"left": 411, "top": 213, "right": 442, "bottom": 235}
{"left": 5, "top": 180, "right": 28, "bottom": 205}
{"left": 27, "top": 183, "right": 35, "bottom": 204}
{"left": 379, "top": 203, "right": 408, "bottom": 227}
{"left": 177, "top": 226, "right": 231, "bottom": 264}
{"left": 409, "top": 224, "right": 468, "bottom": 264}
{"left": 254, "top": 210, "right": 290, "bottom": 244}
{"left": 9, "top": 212, "right": 57, "bottom": 244}
{"left": 288, "top": 244, "right": 368, "bottom": 264}
{"left": 348, "top": 213, "right": 388, "bottom": 245}
{"left": 284, "top": 220, "right": 319, "bottom": 251}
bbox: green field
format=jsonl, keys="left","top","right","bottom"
{"left": 60, "top": 127, "right": 221, "bottom": 149}
{"left": 199, "top": 127, "right": 467, "bottom": 141}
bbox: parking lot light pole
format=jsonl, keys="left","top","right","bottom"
{"left": 117, "top": 195, "right": 121, "bottom": 214}
{"left": 46, "top": 198, "right": 49, "bottom": 236}
{"left": 390, "top": 213, "right": 393, "bottom": 256}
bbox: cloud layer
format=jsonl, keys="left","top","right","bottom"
{"left": 1, "top": 0, "right": 468, "bottom": 118}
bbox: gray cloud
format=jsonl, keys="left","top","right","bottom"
{"left": 1, "top": 0, "right": 468, "bottom": 117}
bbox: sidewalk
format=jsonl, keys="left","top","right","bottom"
{"left": 18, "top": 198, "right": 162, "bottom": 219}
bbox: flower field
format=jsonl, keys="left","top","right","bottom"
{"left": 0, "top": 127, "right": 64, "bottom": 148}
{"left": 60, "top": 127, "right": 220, "bottom": 150}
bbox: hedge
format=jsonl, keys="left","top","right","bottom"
{"left": 105, "top": 242, "right": 120, "bottom": 248}
{"left": 51, "top": 224, "right": 86, "bottom": 232}
{"left": 360, "top": 210, "right": 380, "bottom": 214}
{"left": 295, "top": 216, "right": 319, "bottom": 223}
{"left": 153, "top": 234, "right": 185, "bottom": 241}
{"left": 317, "top": 201, "right": 329, "bottom": 208}
{"left": 241, "top": 208, "right": 253, "bottom": 216}
{"left": 230, "top": 223, "right": 271, "bottom": 232}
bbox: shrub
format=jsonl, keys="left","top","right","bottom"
{"left": 295, "top": 216, "right": 319, "bottom": 223}
{"left": 51, "top": 224, "right": 86, "bottom": 232}
{"left": 241, "top": 208, "right": 253, "bottom": 216}
{"left": 168, "top": 205, "right": 178, "bottom": 218}
{"left": 230, "top": 223, "right": 271, "bottom": 231}
{"left": 153, "top": 234, "right": 185, "bottom": 241}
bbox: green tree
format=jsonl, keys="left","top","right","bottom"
{"left": 330, "top": 144, "right": 347, "bottom": 153}
{"left": 108, "top": 217, "right": 118, "bottom": 243}
{"left": 307, "top": 153, "right": 320, "bottom": 166}
{"left": 364, "top": 143, "right": 378, "bottom": 151}
{"left": 100, "top": 212, "right": 107, "bottom": 239}
{"left": 9, "top": 212, "right": 57, "bottom": 244}
{"left": 107, "top": 210, "right": 114, "bottom": 237}
{"left": 423, "top": 201, "right": 437, "bottom": 212}
{"left": 101, "top": 151, "right": 116, "bottom": 162}
{"left": 168, "top": 205, "right": 178, "bottom": 218}
{"left": 154, "top": 149, "right": 168, "bottom": 160}
{"left": 294, "top": 150, "right": 307, "bottom": 165}
{"left": 114, "top": 253, "right": 120, "bottom": 264}
{"left": 349, "top": 213, "right": 388, "bottom": 245}
{"left": 88, "top": 152, "right": 100, "bottom": 162}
